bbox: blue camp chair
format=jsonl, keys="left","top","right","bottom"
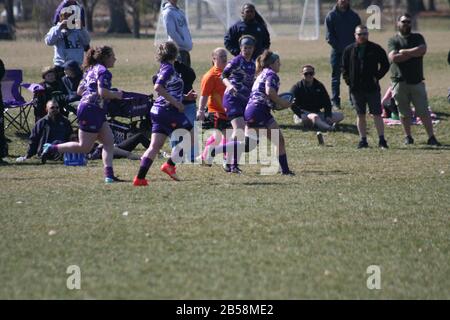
{"left": 1, "top": 70, "right": 36, "bottom": 134}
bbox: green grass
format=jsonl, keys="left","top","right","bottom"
{"left": 1, "top": 24, "right": 450, "bottom": 299}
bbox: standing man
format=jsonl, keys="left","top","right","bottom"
{"left": 388, "top": 13, "right": 440, "bottom": 146}
{"left": 342, "top": 25, "right": 390, "bottom": 149}
{"left": 224, "top": 3, "right": 270, "bottom": 60}
{"left": 0, "top": 58, "right": 7, "bottom": 164}
{"left": 325, "top": 0, "right": 361, "bottom": 109}
{"left": 162, "top": 0, "right": 193, "bottom": 67}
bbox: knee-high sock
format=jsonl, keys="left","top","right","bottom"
{"left": 202, "top": 135, "right": 216, "bottom": 160}
{"left": 104, "top": 166, "right": 114, "bottom": 179}
{"left": 137, "top": 156, "right": 153, "bottom": 179}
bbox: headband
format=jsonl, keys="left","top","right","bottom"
{"left": 240, "top": 36, "right": 256, "bottom": 47}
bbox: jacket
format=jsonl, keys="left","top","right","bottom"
{"left": 162, "top": 2, "right": 193, "bottom": 51}
{"left": 289, "top": 78, "right": 332, "bottom": 118}
{"left": 325, "top": 5, "right": 361, "bottom": 52}
{"left": 224, "top": 19, "right": 271, "bottom": 59}
{"left": 342, "top": 41, "right": 390, "bottom": 92}
{"left": 45, "top": 24, "right": 90, "bottom": 67}
{"left": 27, "top": 114, "right": 72, "bottom": 158}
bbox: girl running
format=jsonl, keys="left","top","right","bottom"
{"left": 133, "top": 41, "right": 193, "bottom": 186}
{"left": 42, "top": 46, "right": 123, "bottom": 183}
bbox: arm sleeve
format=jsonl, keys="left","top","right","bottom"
{"left": 319, "top": 83, "right": 332, "bottom": 118}
{"left": 164, "top": 12, "right": 188, "bottom": 49}
{"left": 325, "top": 15, "right": 337, "bottom": 49}
{"left": 44, "top": 26, "right": 61, "bottom": 46}
{"left": 27, "top": 122, "right": 42, "bottom": 158}
{"left": 224, "top": 25, "right": 240, "bottom": 57}
{"left": 341, "top": 48, "right": 350, "bottom": 85}
{"left": 200, "top": 73, "right": 214, "bottom": 97}
{"left": 221, "top": 60, "right": 236, "bottom": 80}
{"left": 289, "top": 84, "right": 303, "bottom": 117}
{"left": 387, "top": 36, "right": 398, "bottom": 54}
{"left": 376, "top": 46, "right": 390, "bottom": 80}
{"left": 155, "top": 67, "right": 173, "bottom": 87}
{"left": 98, "top": 70, "right": 112, "bottom": 89}
{"left": 79, "top": 29, "right": 90, "bottom": 47}
{"left": 0, "top": 59, "right": 5, "bottom": 80}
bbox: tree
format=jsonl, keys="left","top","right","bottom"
{"left": 107, "top": 0, "right": 131, "bottom": 33}
{"left": 125, "top": 0, "right": 141, "bottom": 38}
{"left": 81, "top": 0, "right": 99, "bottom": 32}
{"left": 428, "top": 0, "right": 436, "bottom": 11}
{"left": 4, "top": 0, "right": 16, "bottom": 26}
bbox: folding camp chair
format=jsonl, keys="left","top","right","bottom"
{"left": 1, "top": 70, "right": 36, "bottom": 134}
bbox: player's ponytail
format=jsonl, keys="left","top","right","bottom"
{"left": 256, "top": 50, "right": 279, "bottom": 75}
{"left": 82, "top": 46, "right": 114, "bottom": 71}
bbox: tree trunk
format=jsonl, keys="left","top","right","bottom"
{"left": 428, "top": 0, "right": 436, "bottom": 11}
{"left": 5, "top": 0, "right": 16, "bottom": 26}
{"left": 107, "top": 0, "right": 131, "bottom": 33}
{"left": 82, "top": 0, "right": 99, "bottom": 32}
{"left": 132, "top": 5, "right": 140, "bottom": 38}
{"left": 195, "top": 0, "right": 201, "bottom": 30}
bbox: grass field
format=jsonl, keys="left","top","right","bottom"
{"left": 1, "top": 21, "right": 450, "bottom": 299}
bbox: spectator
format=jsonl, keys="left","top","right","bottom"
{"left": 325, "top": 0, "right": 361, "bottom": 109}
{"left": 0, "top": 58, "right": 7, "bottom": 164}
{"left": 161, "top": 0, "right": 193, "bottom": 67}
{"left": 290, "top": 64, "right": 344, "bottom": 132}
{"left": 61, "top": 60, "right": 83, "bottom": 114}
{"left": 342, "top": 25, "right": 390, "bottom": 149}
{"left": 387, "top": 13, "right": 440, "bottom": 146}
{"left": 16, "top": 99, "right": 73, "bottom": 163}
{"left": 45, "top": 10, "right": 90, "bottom": 77}
{"left": 53, "top": 0, "right": 86, "bottom": 28}
{"left": 224, "top": 3, "right": 270, "bottom": 60}
{"left": 35, "top": 66, "right": 68, "bottom": 122}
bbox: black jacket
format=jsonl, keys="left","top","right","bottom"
{"left": 289, "top": 78, "right": 332, "bottom": 118}
{"left": 62, "top": 74, "right": 82, "bottom": 103}
{"left": 27, "top": 114, "right": 72, "bottom": 158}
{"left": 224, "top": 19, "right": 270, "bottom": 60}
{"left": 342, "top": 41, "right": 389, "bottom": 92}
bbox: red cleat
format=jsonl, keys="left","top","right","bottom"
{"left": 160, "top": 162, "right": 180, "bottom": 181}
{"left": 133, "top": 176, "right": 148, "bottom": 186}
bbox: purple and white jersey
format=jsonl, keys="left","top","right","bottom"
{"left": 222, "top": 55, "right": 255, "bottom": 95}
{"left": 79, "top": 64, "right": 112, "bottom": 107}
{"left": 247, "top": 68, "right": 280, "bottom": 111}
{"left": 153, "top": 62, "right": 184, "bottom": 110}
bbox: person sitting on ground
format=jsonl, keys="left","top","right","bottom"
{"left": 34, "top": 66, "right": 68, "bottom": 122}
{"left": 61, "top": 60, "right": 83, "bottom": 114}
{"left": 290, "top": 65, "right": 344, "bottom": 131}
{"left": 16, "top": 99, "right": 73, "bottom": 163}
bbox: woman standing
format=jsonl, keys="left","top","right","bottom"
{"left": 42, "top": 46, "right": 123, "bottom": 183}
{"left": 133, "top": 41, "right": 193, "bottom": 186}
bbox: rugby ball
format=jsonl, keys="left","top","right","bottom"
{"left": 273, "top": 92, "right": 295, "bottom": 110}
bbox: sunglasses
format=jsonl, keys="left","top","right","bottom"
{"left": 357, "top": 32, "right": 368, "bottom": 36}
{"left": 303, "top": 72, "right": 314, "bottom": 76}
{"left": 400, "top": 20, "right": 411, "bottom": 24}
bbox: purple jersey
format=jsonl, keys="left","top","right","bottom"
{"left": 79, "top": 64, "right": 112, "bottom": 107}
{"left": 222, "top": 55, "right": 255, "bottom": 96}
{"left": 153, "top": 62, "right": 184, "bottom": 110}
{"left": 247, "top": 68, "right": 280, "bottom": 111}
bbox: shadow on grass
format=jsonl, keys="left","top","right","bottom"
{"left": 434, "top": 111, "right": 450, "bottom": 120}
{"left": 14, "top": 132, "right": 29, "bottom": 140}
{"left": 300, "top": 169, "right": 350, "bottom": 176}
{"left": 279, "top": 123, "right": 359, "bottom": 135}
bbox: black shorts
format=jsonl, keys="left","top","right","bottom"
{"left": 351, "top": 90, "right": 382, "bottom": 115}
{"left": 209, "top": 112, "right": 231, "bottom": 131}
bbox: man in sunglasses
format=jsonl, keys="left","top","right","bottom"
{"left": 290, "top": 65, "right": 344, "bottom": 132}
{"left": 387, "top": 13, "right": 440, "bottom": 146}
{"left": 342, "top": 25, "right": 390, "bottom": 149}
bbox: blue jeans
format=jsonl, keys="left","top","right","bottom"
{"left": 170, "top": 102, "right": 198, "bottom": 161}
{"left": 330, "top": 49, "right": 343, "bottom": 106}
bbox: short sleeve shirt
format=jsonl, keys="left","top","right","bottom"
{"left": 388, "top": 33, "right": 426, "bottom": 84}
{"left": 154, "top": 62, "right": 184, "bottom": 109}
{"left": 247, "top": 68, "right": 280, "bottom": 111}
